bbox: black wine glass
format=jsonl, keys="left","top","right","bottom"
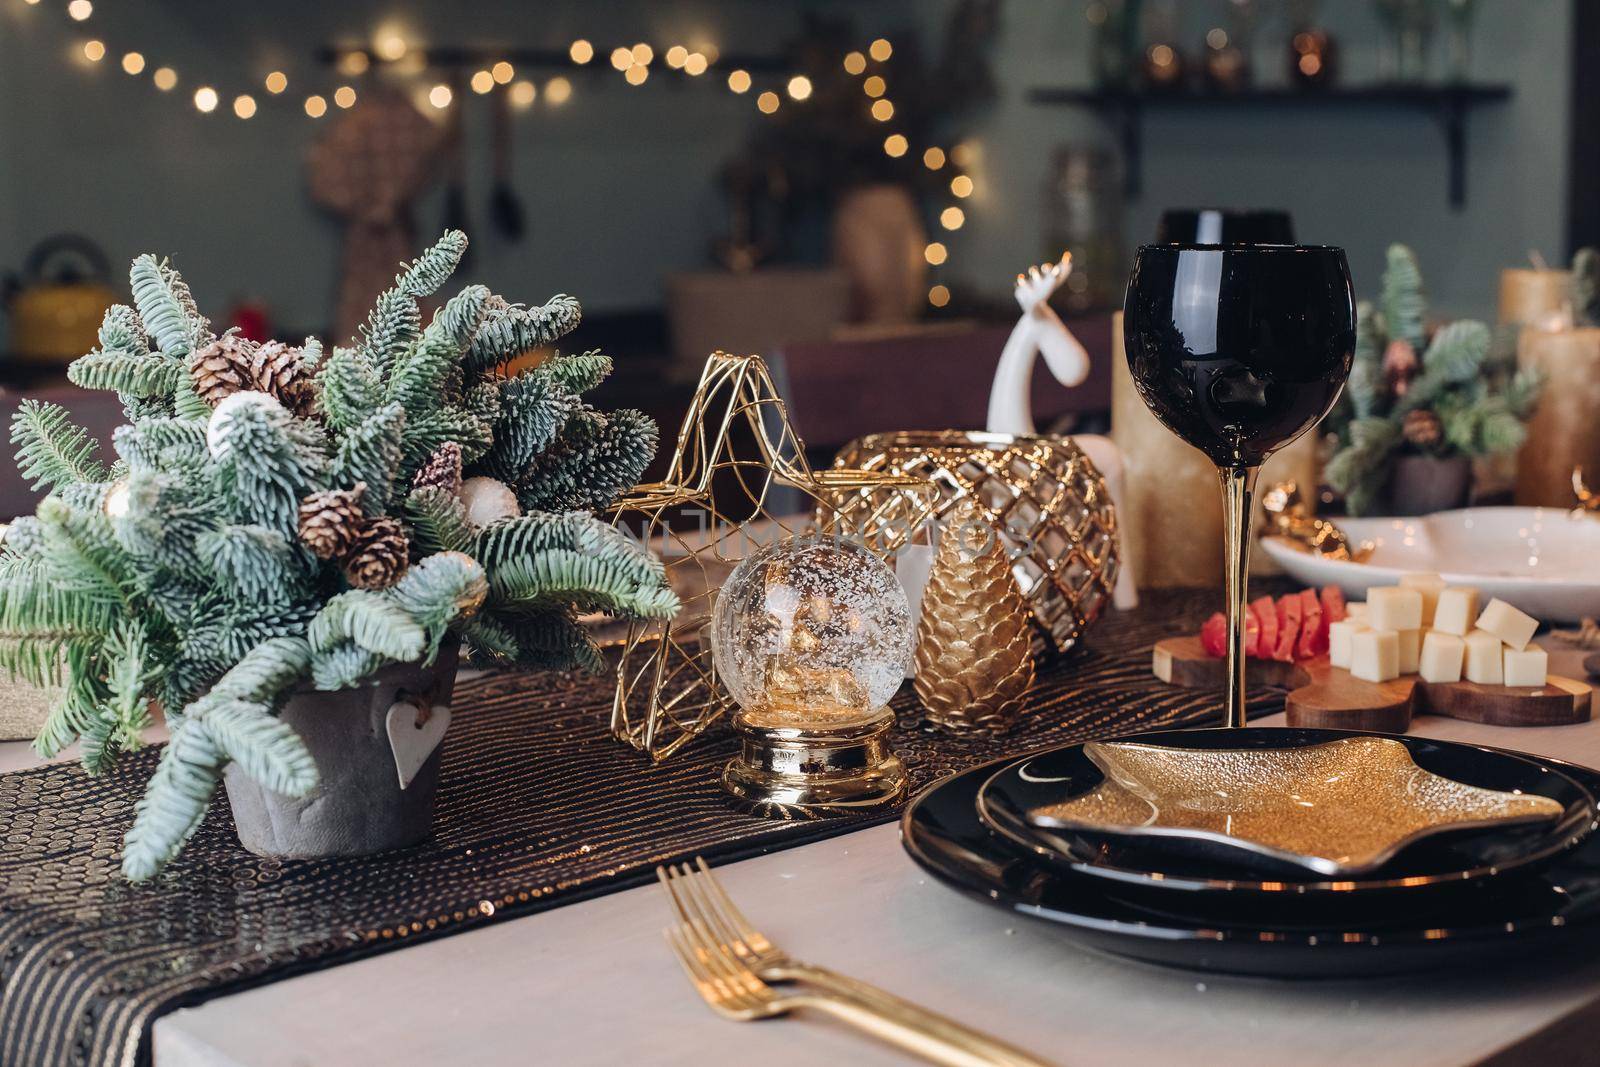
{"left": 1124, "top": 245, "right": 1355, "bottom": 727}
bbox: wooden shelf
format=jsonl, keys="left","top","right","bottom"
{"left": 1028, "top": 84, "right": 1513, "bottom": 209}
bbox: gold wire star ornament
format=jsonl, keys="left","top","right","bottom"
{"left": 608, "top": 351, "right": 937, "bottom": 761}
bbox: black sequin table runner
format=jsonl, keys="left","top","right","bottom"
{"left": 0, "top": 589, "right": 1272, "bottom": 1067}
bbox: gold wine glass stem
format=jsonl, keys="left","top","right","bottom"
{"left": 1219, "top": 465, "right": 1261, "bottom": 729}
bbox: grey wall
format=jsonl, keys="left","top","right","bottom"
{"left": 933, "top": 0, "right": 1574, "bottom": 321}
{"left": 0, "top": 0, "right": 1573, "bottom": 338}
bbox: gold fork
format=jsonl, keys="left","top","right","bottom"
{"left": 659, "top": 858, "right": 1056, "bottom": 1067}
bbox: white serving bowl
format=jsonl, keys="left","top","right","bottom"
{"left": 1259, "top": 507, "right": 1600, "bottom": 622}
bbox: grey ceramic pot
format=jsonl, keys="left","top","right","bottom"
{"left": 1383, "top": 453, "right": 1474, "bottom": 516}
{"left": 224, "top": 641, "right": 460, "bottom": 859}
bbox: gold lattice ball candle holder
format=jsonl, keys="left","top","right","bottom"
{"left": 830, "top": 431, "right": 1120, "bottom": 653}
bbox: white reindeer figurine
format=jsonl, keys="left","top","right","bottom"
{"left": 986, "top": 254, "right": 1139, "bottom": 609}
{"left": 987, "top": 255, "right": 1090, "bottom": 433}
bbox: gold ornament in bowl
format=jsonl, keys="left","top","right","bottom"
{"left": 831, "top": 430, "right": 1120, "bottom": 653}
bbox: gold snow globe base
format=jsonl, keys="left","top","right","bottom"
{"left": 722, "top": 704, "right": 907, "bottom": 818}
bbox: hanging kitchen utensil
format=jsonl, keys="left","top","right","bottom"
{"left": 488, "top": 85, "right": 526, "bottom": 242}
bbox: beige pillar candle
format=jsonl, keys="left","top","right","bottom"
{"left": 1499, "top": 268, "right": 1572, "bottom": 328}
{"left": 1110, "top": 312, "right": 1321, "bottom": 589}
{"left": 1515, "top": 326, "right": 1600, "bottom": 507}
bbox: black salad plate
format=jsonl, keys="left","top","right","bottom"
{"left": 974, "top": 729, "right": 1596, "bottom": 917}
{"left": 901, "top": 728, "right": 1600, "bottom": 977}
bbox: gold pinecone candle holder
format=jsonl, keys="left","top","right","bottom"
{"left": 914, "top": 501, "right": 1036, "bottom": 734}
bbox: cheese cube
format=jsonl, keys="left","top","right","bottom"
{"left": 1329, "top": 619, "right": 1368, "bottom": 669}
{"left": 1345, "top": 602, "right": 1369, "bottom": 624}
{"left": 1396, "top": 629, "right": 1421, "bottom": 675}
{"left": 1464, "top": 629, "right": 1504, "bottom": 684}
{"left": 1475, "top": 598, "right": 1539, "bottom": 652}
{"left": 1503, "top": 644, "right": 1548, "bottom": 688}
{"left": 1419, "top": 631, "right": 1466, "bottom": 683}
{"left": 1367, "top": 587, "right": 1423, "bottom": 632}
{"left": 1400, "top": 573, "right": 1447, "bottom": 626}
{"left": 1351, "top": 629, "right": 1400, "bottom": 683}
{"left": 1432, "top": 587, "right": 1480, "bottom": 636}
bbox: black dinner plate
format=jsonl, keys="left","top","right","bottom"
{"left": 974, "top": 729, "right": 1596, "bottom": 916}
{"left": 901, "top": 728, "right": 1600, "bottom": 977}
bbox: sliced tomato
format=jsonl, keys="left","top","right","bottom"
{"left": 1250, "top": 596, "right": 1279, "bottom": 659}
{"left": 1272, "top": 593, "right": 1302, "bottom": 662}
{"left": 1200, "top": 610, "right": 1257, "bottom": 658}
{"left": 1296, "top": 586, "right": 1327, "bottom": 659}
{"left": 1320, "top": 584, "right": 1347, "bottom": 624}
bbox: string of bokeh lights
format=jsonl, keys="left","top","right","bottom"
{"left": 28, "top": 0, "right": 974, "bottom": 306}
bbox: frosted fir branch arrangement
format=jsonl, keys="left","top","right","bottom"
{"left": 2, "top": 231, "right": 677, "bottom": 880}
{"left": 1324, "top": 244, "right": 1542, "bottom": 516}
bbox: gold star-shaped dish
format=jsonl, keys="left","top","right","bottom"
{"left": 1028, "top": 736, "right": 1566, "bottom": 877}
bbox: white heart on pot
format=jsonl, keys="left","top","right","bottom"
{"left": 384, "top": 697, "right": 452, "bottom": 790}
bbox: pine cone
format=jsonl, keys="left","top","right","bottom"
{"left": 251, "top": 341, "right": 316, "bottom": 418}
{"left": 189, "top": 333, "right": 256, "bottom": 407}
{"left": 412, "top": 441, "right": 464, "bottom": 497}
{"left": 298, "top": 484, "right": 367, "bottom": 560}
{"left": 343, "top": 516, "right": 410, "bottom": 590}
{"left": 913, "top": 501, "right": 1035, "bottom": 734}
{"left": 1403, "top": 408, "right": 1443, "bottom": 450}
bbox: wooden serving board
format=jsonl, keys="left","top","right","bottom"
{"left": 1153, "top": 635, "right": 1595, "bottom": 733}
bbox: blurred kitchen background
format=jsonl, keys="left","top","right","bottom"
{"left": 0, "top": 0, "right": 1592, "bottom": 514}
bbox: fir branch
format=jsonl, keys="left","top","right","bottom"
{"left": 317, "top": 345, "right": 384, "bottom": 433}
{"left": 129, "top": 255, "right": 206, "bottom": 358}
{"left": 403, "top": 486, "right": 474, "bottom": 554}
{"left": 387, "top": 285, "right": 490, "bottom": 414}
{"left": 299, "top": 336, "right": 326, "bottom": 371}
{"left": 488, "top": 549, "right": 678, "bottom": 620}
{"left": 79, "top": 717, "right": 118, "bottom": 776}
{"left": 206, "top": 635, "right": 312, "bottom": 704}
{"left": 308, "top": 591, "right": 425, "bottom": 663}
{"left": 97, "top": 304, "right": 149, "bottom": 354}
{"left": 464, "top": 294, "right": 582, "bottom": 374}
{"left": 330, "top": 402, "right": 406, "bottom": 514}
{"left": 197, "top": 525, "right": 300, "bottom": 605}
{"left": 458, "top": 614, "right": 519, "bottom": 662}
{"left": 68, "top": 349, "right": 185, "bottom": 398}
{"left": 386, "top": 551, "right": 488, "bottom": 656}
{"left": 399, "top": 407, "right": 494, "bottom": 473}
{"left": 102, "top": 619, "right": 155, "bottom": 749}
{"left": 310, "top": 641, "right": 384, "bottom": 690}
{"left": 492, "top": 608, "right": 606, "bottom": 672}
{"left": 200, "top": 699, "right": 318, "bottom": 796}
{"left": 35, "top": 497, "right": 135, "bottom": 612}
{"left": 1381, "top": 244, "right": 1427, "bottom": 352}
{"left": 113, "top": 471, "right": 220, "bottom": 575}
{"left": 11, "top": 400, "right": 107, "bottom": 491}
{"left": 121, "top": 717, "right": 227, "bottom": 881}
{"left": 476, "top": 370, "right": 572, "bottom": 482}
{"left": 209, "top": 394, "right": 330, "bottom": 538}
{"left": 472, "top": 510, "right": 664, "bottom": 585}
{"left": 171, "top": 375, "right": 213, "bottom": 421}
{"left": 396, "top": 230, "right": 468, "bottom": 298}
{"left": 516, "top": 407, "right": 659, "bottom": 512}
{"left": 355, "top": 231, "right": 468, "bottom": 372}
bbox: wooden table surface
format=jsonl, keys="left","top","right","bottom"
{"left": 7, "top": 711, "right": 1600, "bottom": 1066}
